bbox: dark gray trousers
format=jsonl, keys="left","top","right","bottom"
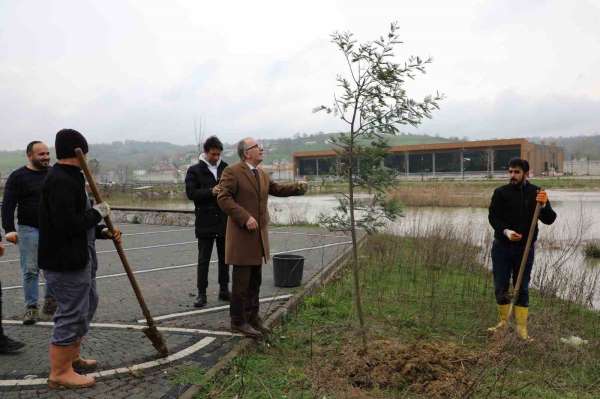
{"left": 45, "top": 259, "right": 98, "bottom": 346}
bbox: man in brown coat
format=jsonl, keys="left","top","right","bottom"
{"left": 217, "top": 137, "right": 307, "bottom": 338}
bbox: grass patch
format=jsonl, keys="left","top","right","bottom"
{"left": 181, "top": 234, "right": 600, "bottom": 398}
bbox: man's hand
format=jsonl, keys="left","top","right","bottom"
{"left": 536, "top": 190, "right": 548, "bottom": 206}
{"left": 0, "top": 243, "right": 5, "bottom": 257}
{"left": 297, "top": 181, "right": 308, "bottom": 194}
{"left": 102, "top": 227, "right": 122, "bottom": 244}
{"left": 5, "top": 232, "right": 18, "bottom": 244}
{"left": 504, "top": 229, "right": 523, "bottom": 242}
{"left": 93, "top": 202, "right": 111, "bottom": 218}
{"left": 246, "top": 216, "right": 258, "bottom": 231}
{"left": 212, "top": 185, "right": 222, "bottom": 196}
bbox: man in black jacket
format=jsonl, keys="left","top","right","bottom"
{"left": 0, "top": 232, "right": 26, "bottom": 354}
{"left": 488, "top": 158, "right": 557, "bottom": 341}
{"left": 39, "top": 129, "right": 120, "bottom": 389}
{"left": 185, "top": 136, "right": 230, "bottom": 307}
{"left": 1, "top": 140, "right": 55, "bottom": 324}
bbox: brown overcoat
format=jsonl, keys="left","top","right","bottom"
{"left": 217, "top": 161, "right": 305, "bottom": 266}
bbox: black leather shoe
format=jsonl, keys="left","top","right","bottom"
{"left": 193, "top": 294, "right": 207, "bottom": 308}
{"left": 231, "top": 323, "right": 263, "bottom": 339}
{"left": 0, "top": 335, "right": 26, "bottom": 354}
{"left": 249, "top": 317, "right": 272, "bottom": 335}
{"left": 218, "top": 288, "right": 231, "bottom": 301}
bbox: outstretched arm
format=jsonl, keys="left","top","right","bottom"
{"left": 268, "top": 179, "right": 307, "bottom": 197}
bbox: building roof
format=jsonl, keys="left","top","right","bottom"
{"left": 293, "top": 138, "right": 529, "bottom": 158}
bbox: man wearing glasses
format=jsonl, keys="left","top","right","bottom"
{"left": 217, "top": 137, "right": 307, "bottom": 338}
{"left": 488, "top": 158, "right": 556, "bottom": 341}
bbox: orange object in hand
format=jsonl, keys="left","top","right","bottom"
{"left": 536, "top": 190, "right": 548, "bottom": 205}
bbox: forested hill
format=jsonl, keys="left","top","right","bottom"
{"left": 0, "top": 132, "right": 453, "bottom": 175}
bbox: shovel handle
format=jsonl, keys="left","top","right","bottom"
{"left": 74, "top": 148, "right": 168, "bottom": 356}
{"left": 507, "top": 192, "right": 543, "bottom": 319}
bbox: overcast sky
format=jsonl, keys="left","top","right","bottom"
{"left": 1, "top": 0, "right": 599, "bottom": 150}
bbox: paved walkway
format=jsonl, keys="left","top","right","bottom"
{"left": 0, "top": 224, "right": 351, "bottom": 398}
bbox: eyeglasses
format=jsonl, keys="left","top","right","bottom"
{"left": 246, "top": 143, "right": 263, "bottom": 151}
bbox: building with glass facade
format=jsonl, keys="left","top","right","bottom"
{"left": 293, "top": 138, "right": 564, "bottom": 178}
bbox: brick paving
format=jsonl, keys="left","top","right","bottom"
{"left": 0, "top": 224, "right": 351, "bottom": 398}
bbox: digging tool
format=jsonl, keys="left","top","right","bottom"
{"left": 75, "top": 148, "right": 169, "bottom": 358}
{"left": 506, "top": 197, "right": 543, "bottom": 322}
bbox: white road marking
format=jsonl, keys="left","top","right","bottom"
{"left": 0, "top": 320, "right": 240, "bottom": 337}
{"left": 0, "top": 230, "right": 343, "bottom": 264}
{"left": 0, "top": 238, "right": 197, "bottom": 264}
{"left": 0, "top": 336, "right": 216, "bottom": 387}
{"left": 121, "top": 228, "right": 194, "bottom": 236}
{"left": 1, "top": 241, "right": 352, "bottom": 291}
{"left": 96, "top": 240, "right": 197, "bottom": 254}
{"left": 137, "top": 294, "right": 293, "bottom": 323}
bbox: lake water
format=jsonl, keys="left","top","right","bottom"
{"left": 120, "top": 189, "right": 600, "bottom": 308}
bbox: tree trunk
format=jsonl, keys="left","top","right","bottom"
{"left": 348, "top": 141, "right": 368, "bottom": 353}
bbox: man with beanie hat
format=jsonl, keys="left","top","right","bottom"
{"left": 39, "top": 129, "right": 121, "bottom": 389}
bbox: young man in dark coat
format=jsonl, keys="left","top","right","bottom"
{"left": 487, "top": 158, "right": 557, "bottom": 341}
{"left": 39, "top": 129, "right": 121, "bottom": 389}
{"left": 185, "top": 136, "right": 230, "bottom": 307}
{"left": 0, "top": 231, "right": 26, "bottom": 354}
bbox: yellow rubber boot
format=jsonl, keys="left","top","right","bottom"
{"left": 514, "top": 306, "right": 533, "bottom": 341}
{"left": 487, "top": 304, "right": 510, "bottom": 332}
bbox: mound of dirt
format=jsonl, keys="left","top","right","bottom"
{"left": 310, "top": 338, "right": 479, "bottom": 398}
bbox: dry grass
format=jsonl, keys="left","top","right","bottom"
{"left": 388, "top": 182, "right": 491, "bottom": 208}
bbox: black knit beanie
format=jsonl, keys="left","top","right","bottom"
{"left": 55, "top": 129, "right": 88, "bottom": 159}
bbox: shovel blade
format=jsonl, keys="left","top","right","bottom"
{"left": 143, "top": 326, "right": 169, "bottom": 358}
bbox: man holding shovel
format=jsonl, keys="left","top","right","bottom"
{"left": 488, "top": 158, "right": 556, "bottom": 340}
{"left": 39, "top": 129, "right": 121, "bottom": 389}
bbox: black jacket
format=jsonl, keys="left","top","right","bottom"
{"left": 185, "top": 158, "right": 228, "bottom": 238}
{"left": 488, "top": 181, "right": 557, "bottom": 245}
{"left": 38, "top": 163, "right": 104, "bottom": 272}
{"left": 1, "top": 166, "right": 48, "bottom": 232}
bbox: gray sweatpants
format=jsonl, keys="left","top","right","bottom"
{"left": 45, "top": 241, "right": 99, "bottom": 346}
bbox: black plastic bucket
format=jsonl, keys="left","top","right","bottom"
{"left": 273, "top": 254, "right": 304, "bottom": 287}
